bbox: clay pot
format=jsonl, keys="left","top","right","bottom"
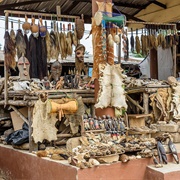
{"left": 22, "top": 15, "right": 31, "bottom": 31}
{"left": 31, "top": 17, "right": 39, "bottom": 33}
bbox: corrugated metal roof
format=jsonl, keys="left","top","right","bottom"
{"left": 0, "top": 0, "right": 168, "bottom": 23}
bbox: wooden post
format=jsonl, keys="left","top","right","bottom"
{"left": 28, "top": 107, "right": 38, "bottom": 152}
{"left": 150, "top": 48, "right": 158, "bottom": 79}
{"left": 143, "top": 92, "right": 149, "bottom": 114}
{"left": 92, "top": 0, "right": 115, "bottom": 118}
{"left": 56, "top": 5, "right": 61, "bottom": 21}
{"left": 173, "top": 25, "right": 177, "bottom": 77}
{"left": 4, "top": 12, "right": 9, "bottom": 106}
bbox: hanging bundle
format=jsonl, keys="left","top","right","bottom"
{"left": 4, "top": 31, "right": 16, "bottom": 69}
{"left": 75, "top": 14, "right": 84, "bottom": 40}
{"left": 130, "top": 28, "right": 134, "bottom": 53}
{"left": 15, "top": 29, "right": 26, "bottom": 59}
{"left": 10, "top": 21, "right": 16, "bottom": 44}
{"left": 135, "top": 29, "right": 141, "bottom": 54}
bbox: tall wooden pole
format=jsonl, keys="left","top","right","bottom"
{"left": 4, "top": 12, "right": 8, "bottom": 106}
{"left": 92, "top": 0, "right": 115, "bottom": 118}
{"left": 173, "top": 25, "right": 177, "bottom": 77}
{"left": 150, "top": 48, "right": 158, "bottom": 79}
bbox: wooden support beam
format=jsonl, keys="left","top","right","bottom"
{"left": 126, "top": 95, "right": 145, "bottom": 112}
{"left": 148, "top": 0, "right": 166, "bottom": 9}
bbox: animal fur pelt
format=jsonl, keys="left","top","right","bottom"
{"left": 10, "top": 28, "right": 16, "bottom": 45}
{"left": 15, "top": 29, "right": 26, "bottom": 58}
{"left": 91, "top": 18, "right": 106, "bottom": 80}
{"left": 32, "top": 98, "right": 58, "bottom": 143}
{"left": 95, "top": 63, "right": 127, "bottom": 110}
{"left": 29, "top": 34, "right": 38, "bottom": 78}
{"left": 66, "top": 31, "right": 73, "bottom": 56}
{"left": 45, "top": 30, "right": 51, "bottom": 61}
{"left": 4, "top": 31, "right": 16, "bottom": 69}
{"left": 24, "top": 34, "right": 30, "bottom": 61}
{"left": 28, "top": 33, "right": 47, "bottom": 79}
{"left": 37, "top": 36, "right": 47, "bottom": 80}
{"left": 135, "top": 35, "right": 141, "bottom": 54}
{"left": 50, "top": 30, "right": 59, "bottom": 59}
{"left": 59, "top": 32, "right": 67, "bottom": 59}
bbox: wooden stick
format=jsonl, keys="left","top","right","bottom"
{"left": 4, "top": 10, "right": 79, "bottom": 19}
{"left": 126, "top": 95, "right": 144, "bottom": 112}
{"left": 10, "top": 105, "right": 29, "bottom": 125}
{"left": 4, "top": 12, "right": 9, "bottom": 106}
{"left": 57, "top": 134, "right": 72, "bottom": 138}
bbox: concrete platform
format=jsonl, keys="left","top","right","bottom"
{"left": 145, "top": 163, "right": 180, "bottom": 180}
{"left": 0, "top": 144, "right": 180, "bottom": 180}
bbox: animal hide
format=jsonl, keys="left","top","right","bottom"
{"left": 59, "top": 32, "right": 67, "bottom": 59}
{"left": 91, "top": 18, "right": 106, "bottom": 80}
{"left": 150, "top": 88, "right": 171, "bottom": 122}
{"left": 32, "top": 99, "right": 58, "bottom": 143}
{"left": 50, "top": 30, "right": 59, "bottom": 59}
{"left": 15, "top": 29, "right": 26, "bottom": 58}
{"left": 66, "top": 31, "right": 73, "bottom": 56}
{"left": 135, "top": 35, "right": 141, "bottom": 54}
{"left": 37, "top": 36, "right": 48, "bottom": 79}
{"left": 111, "top": 64, "right": 127, "bottom": 110}
{"left": 95, "top": 63, "right": 127, "bottom": 110}
{"left": 4, "top": 31, "right": 16, "bottom": 69}
{"left": 46, "top": 30, "right": 51, "bottom": 61}
{"left": 95, "top": 63, "right": 112, "bottom": 109}
{"left": 170, "top": 83, "right": 180, "bottom": 119}
{"left": 29, "top": 34, "right": 38, "bottom": 78}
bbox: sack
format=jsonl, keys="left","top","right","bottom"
{"left": 5, "top": 122, "right": 29, "bottom": 145}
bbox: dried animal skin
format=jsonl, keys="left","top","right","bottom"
{"left": 66, "top": 31, "right": 73, "bottom": 56}
{"left": 72, "top": 30, "right": 78, "bottom": 46}
{"left": 32, "top": 99, "right": 58, "bottom": 143}
{"left": 4, "top": 31, "right": 16, "bottom": 69}
{"left": 46, "top": 30, "right": 51, "bottom": 61}
{"left": 50, "top": 30, "right": 59, "bottom": 59}
{"left": 95, "top": 63, "right": 112, "bottom": 109}
{"left": 16, "top": 29, "right": 26, "bottom": 58}
{"left": 59, "top": 32, "right": 67, "bottom": 59}
{"left": 111, "top": 64, "right": 127, "bottom": 110}
{"left": 91, "top": 17, "right": 105, "bottom": 80}
{"left": 135, "top": 35, "right": 141, "bottom": 54}
{"left": 10, "top": 29, "right": 16, "bottom": 44}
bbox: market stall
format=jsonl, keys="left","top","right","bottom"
{"left": 0, "top": 1, "right": 180, "bottom": 179}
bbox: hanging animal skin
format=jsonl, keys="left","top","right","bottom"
{"left": 75, "top": 14, "right": 84, "bottom": 40}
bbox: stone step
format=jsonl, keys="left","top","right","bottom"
{"left": 145, "top": 162, "right": 180, "bottom": 180}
